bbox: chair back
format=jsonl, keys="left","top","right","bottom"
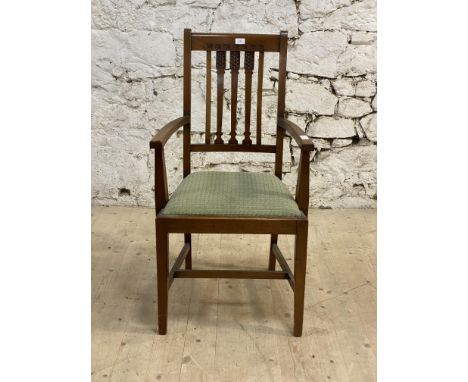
{"left": 182, "top": 29, "right": 288, "bottom": 178}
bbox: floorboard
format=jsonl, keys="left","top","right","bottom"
{"left": 92, "top": 207, "right": 376, "bottom": 382}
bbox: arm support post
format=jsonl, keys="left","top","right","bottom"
{"left": 295, "top": 150, "right": 310, "bottom": 215}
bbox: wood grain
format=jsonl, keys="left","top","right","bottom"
{"left": 256, "top": 51, "right": 264, "bottom": 145}
{"left": 215, "top": 50, "right": 226, "bottom": 144}
{"left": 183, "top": 29, "right": 191, "bottom": 177}
{"left": 205, "top": 50, "right": 212, "bottom": 144}
{"left": 243, "top": 51, "right": 254, "bottom": 145}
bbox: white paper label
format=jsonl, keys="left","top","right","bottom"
{"left": 235, "top": 38, "right": 246, "bottom": 44}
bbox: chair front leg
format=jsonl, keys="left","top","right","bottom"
{"left": 293, "top": 220, "right": 308, "bottom": 337}
{"left": 156, "top": 219, "right": 169, "bottom": 334}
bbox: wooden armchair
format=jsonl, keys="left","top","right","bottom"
{"left": 150, "top": 29, "right": 315, "bottom": 336}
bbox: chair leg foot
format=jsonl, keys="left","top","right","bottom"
{"left": 293, "top": 221, "right": 308, "bottom": 337}
{"left": 156, "top": 220, "right": 169, "bottom": 335}
{"left": 293, "top": 326, "right": 302, "bottom": 337}
{"left": 158, "top": 316, "right": 167, "bottom": 335}
{"left": 184, "top": 233, "right": 192, "bottom": 270}
{"left": 268, "top": 234, "right": 277, "bottom": 270}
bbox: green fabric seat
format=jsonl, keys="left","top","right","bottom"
{"left": 161, "top": 171, "right": 302, "bottom": 218}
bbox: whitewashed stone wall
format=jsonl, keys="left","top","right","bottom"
{"left": 92, "top": 0, "right": 377, "bottom": 208}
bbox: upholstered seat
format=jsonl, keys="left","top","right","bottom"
{"left": 161, "top": 171, "right": 302, "bottom": 218}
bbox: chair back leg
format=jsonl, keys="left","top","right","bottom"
{"left": 184, "top": 233, "right": 192, "bottom": 269}
{"left": 293, "top": 220, "right": 308, "bottom": 337}
{"left": 268, "top": 234, "right": 278, "bottom": 270}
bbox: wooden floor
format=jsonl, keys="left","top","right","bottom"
{"left": 92, "top": 207, "right": 376, "bottom": 382}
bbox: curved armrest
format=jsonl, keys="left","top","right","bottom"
{"left": 149, "top": 116, "right": 190, "bottom": 150}
{"left": 278, "top": 117, "right": 313, "bottom": 215}
{"left": 278, "top": 117, "right": 315, "bottom": 151}
{"left": 150, "top": 116, "right": 189, "bottom": 213}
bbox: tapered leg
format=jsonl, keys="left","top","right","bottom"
{"left": 268, "top": 234, "right": 278, "bottom": 270}
{"left": 293, "top": 221, "right": 308, "bottom": 337}
{"left": 156, "top": 219, "right": 169, "bottom": 335}
{"left": 184, "top": 233, "right": 192, "bottom": 269}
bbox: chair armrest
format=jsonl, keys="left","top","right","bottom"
{"left": 277, "top": 118, "right": 313, "bottom": 215}
{"left": 277, "top": 117, "right": 315, "bottom": 151}
{"left": 149, "top": 116, "right": 190, "bottom": 150}
{"left": 150, "top": 116, "right": 189, "bottom": 213}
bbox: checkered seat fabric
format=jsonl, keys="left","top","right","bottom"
{"left": 161, "top": 171, "right": 302, "bottom": 218}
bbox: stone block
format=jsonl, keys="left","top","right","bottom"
{"left": 338, "top": 98, "right": 373, "bottom": 118}
{"left": 287, "top": 82, "right": 337, "bottom": 115}
{"left": 359, "top": 113, "right": 377, "bottom": 142}
{"left": 309, "top": 117, "right": 356, "bottom": 138}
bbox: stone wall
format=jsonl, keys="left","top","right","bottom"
{"left": 92, "top": 0, "right": 377, "bottom": 208}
